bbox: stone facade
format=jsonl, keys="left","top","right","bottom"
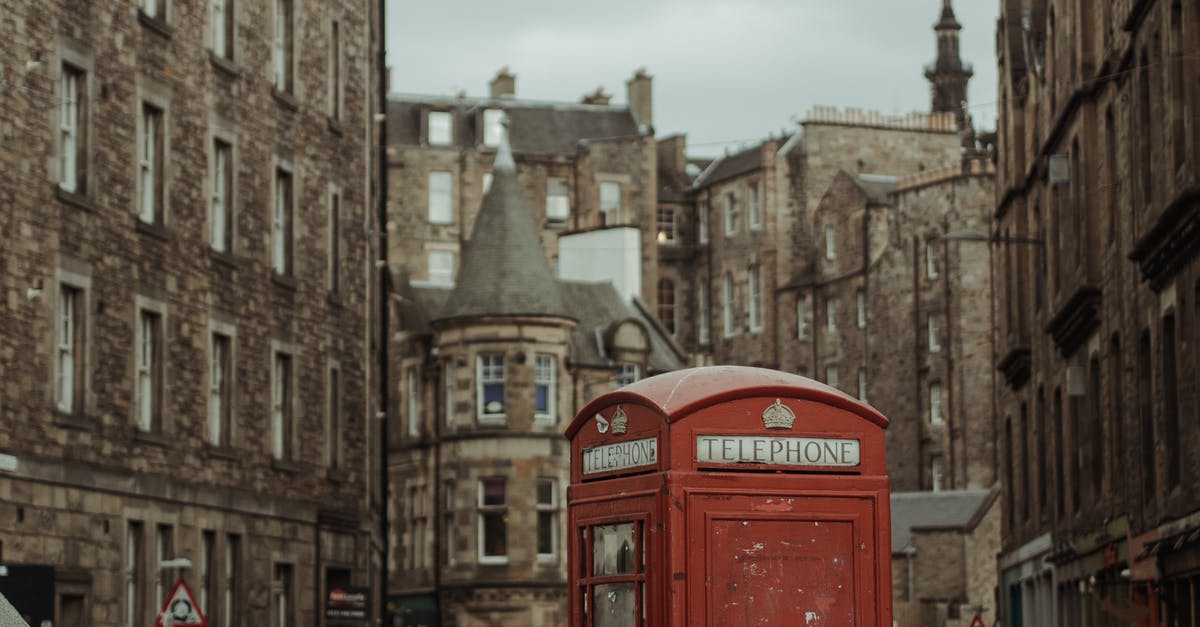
{"left": 0, "top": 0, "right": 380, "bottom": 625}
{"left": 994, "top": 0, "right": 1200, "bottom": 624}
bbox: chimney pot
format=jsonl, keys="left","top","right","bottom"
{"left": 489, "top": 66, "right": 516, "bottom": 99}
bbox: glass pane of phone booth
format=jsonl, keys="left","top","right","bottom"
{"left": 579, "top": 520, "right": 646, "bottom": 627}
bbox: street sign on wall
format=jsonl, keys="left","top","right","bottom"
{"left": 155, "top": 579, "right": 207, "bottom": 627}
{"left": 326, "top": 587, "right": 370, "bottom": 622}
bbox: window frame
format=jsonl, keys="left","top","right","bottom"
{"left": 427, "top": 111, "right": 453, "bottom": 146}
{"left": 599, "top": 181, "right": 622, "bottom": 225}
{"left": 546, "top": 177, "right": 570, "bottom": 222}
{"left": 476, "top": 353, "right": 506, "bottom": 422}
{"left": 271, "top": 349, "right": 293, "bottom": 460}
{"left": 328, "top": 186, "right": 342, "bottom": 294}
{"left": 272, "top": 0, "right": 293, "bottom": 93}
{"left": 138, "top": 102, "right": 165, "bottom": 225}
{"left": 210, "top": 0, "right": 234, "bottom": 61}
{"left": 698, "top": 201, "right": 709, "bottom": 243}
{"left": 857, "top": 368, "right": 868, "bottom": 402}
{"left": 59, "top": 63, "right": 87, "bottom": 195}
{"left": 796, "top": 294, "right": 809, "bottom": 339}
{"left": 427, "top": 171, "right": 454, "bottom": 225}
{"left": 477, "top": 477, "right": 508, "bottom": 564}
{"left": 723, "top": 191, "right": 737, "bottom": 236}
{"left": 482, "top": 109, "right": 505, "bottom": 147}
{"left": 210, "top": 137, "right": 233, "bottom": 253}
{"left": 825, "top": 366, "right": 838, "bottom": 389}
{"left": 656, "top": 206, "right": 676, "bottom": 244}
{"left": 856, "top": 289, "right": 867, "bottom": 329}
{"left": 748, "top": 265, "right": 762, "bottom": 332}
{"left": 56, "top": 282, "right": 87, "bottom": 415}
{"left": 722, "top": 273, "right": 735, "bottom": 337}
{"left": 327, "top": 363, "right": 342, "bottom": 469}
{"left": 271, "top": 563, "right": 293, "bottom": 627}
{"left": 443, "top": 479, "right": 456, "bottom": 565}
{"left": 125, "top": 521, "right": 144, "bottom": 627}
{"left": 616, "top": 363, "right": 639, "bottom": 387}
{"left": 135, "top": 304, "right": 165, "bottom": 433}
{"left": 208, "top": 331, "right": 232, "bottom": 447}
{"left": 748, "top": 183, "right": 762, "bottom": 230}
{"left": 697, "top": 282, "right": 711, "bottom": 345}
{"left": 925, "top": 240, "right": 939, "bottom": 279}
{"left": 272, "top": 167, "right": 293, "bottom": 276}
{"left": 930, "top": 382, "right": 944, "bottom": 425}
{"left": 443, "top": 360, "right": 456, "bottom": 427}
{"left": 327, "top": 17, "right": 343, "bottom": 121}
{"left": 928, "top": 313, "right": 942, "bottom": 353}
{"left": 406, "top": 364, "right": 421, "bottom": 438}
{"left": 657, "top": 278, "right": 677, "bottom": 335}
{"left": 825, "top": 225, "right": 836, "bottom": 261}
{"left": 534, "top": 353, "right": 556, "bottom": 424}
{"left": 826, "top": 297, "right": 838, "bottom": 333}
{"left": 427, "top": 249, "right": 455, "bottom": 286}
{"left": 536, "top": 478, "right": 558, "bottom": 563}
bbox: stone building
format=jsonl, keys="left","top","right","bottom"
{"left": 993, "top": 0, "right": 1200, "bottom": 624}
{"left": 385, "top": 134, "right": 683, "bottom": 625}
{"left": 0, "top": 0, "right": 382, "bottom": 625}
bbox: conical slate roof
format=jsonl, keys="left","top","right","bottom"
{"left": 437, "top": 127, "right": 571, "bottom": 321}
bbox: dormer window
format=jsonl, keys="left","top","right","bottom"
{"left": 428, "top": 111, "right": 453, "bottom": 146}
{"left": 482, "top": 108, "right": 504, "bottom": 147}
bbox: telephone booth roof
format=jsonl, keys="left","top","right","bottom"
{"left": 565, "top": 365, "right": 889, "bottom": 438}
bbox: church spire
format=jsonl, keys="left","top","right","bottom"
{"left": 925, "top": 0, "right": 973, "bottom": 123}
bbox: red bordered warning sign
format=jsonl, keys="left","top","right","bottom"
{"left": 155, "top": 579, "right": 208, "bottom": 627}
{"left": 969, "top": 615, "right": 986, "bottom": 627}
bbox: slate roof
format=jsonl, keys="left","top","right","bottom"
{"left": 558, "top": 280, "right": 686, "bottom": 374}
{"left": 693, "top": 143, "right": 764, "bottom": 188}
{"left": 386, "top": 94, "right": 642, "bottom": 156}
{"left": 438, "top": 134, "right": 571, "bottom": 321}
{"left": 890, "top": 489, "right": 996, "bottom": 554}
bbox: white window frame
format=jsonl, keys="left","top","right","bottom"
{"left": 546, "top": 178, "right": 570, "bottom": 222}
{"left": 931, "top": 456, "right": 945, "bottom": 492}
{"left": 748, "top": 183, "right": 762, "bottom": 229}
{"left": 856, "top": 289, "right": 867, "bottom": 329}
{"left": 722, "top": 273, "right": 735, "bottom": 337}
{"left": 272, "top": 0, "right": 292, "bottom": 92}
{"left": 427, "top": 111, "right": 452, "bottom": 146}
{"left": 658, "top": 278, "right": 677, "bottom": 335}
{"left": 724, "top": 192, "right": 737, "bottom": 236}
{"left": 698, "top": 282, "right": 711, "bottom": 345}
{"left": 797, "top": 295, "right": 809, "bottom": 339}
{"left": 428, "top": 171, "right": 454, "bottom": 225}
{"left": 600, "top": 181, "right": 622, "bottom": 225}
{"left": 135, "top": 305, "right": 163, "bottom": 432}
{"left": 272, "top": 167, "right": 292, "bottom": 275}
{"left": 56, "top": 285, "right": 80, "bottom": 413}
{"left": 142, "top": 0, "right": 162, "bottom": 19}
{"left": 59, "top": 65, "right": 81, "bottom": 193}
{"left": 748, "top": 265, "right": 762, "bottom": 332}
{"left": 534, "top": 354, "right": 556, "bottom": 423}
{"left": 407, "top": 365, "right": 421, "bottom": 438}
{"left": 271, "top": 563, "right": 292, "bottom": 627}
{"left": 138, "top": 103, "right": 162, "bottom": 224}
{"left": 271, "top": 349, "right": 292, "bottom": 460}
{"left": 698, "top": 202, "right": 709, "bottom": 244}
{"left": 443, "top": 361, "right": 456, "bottom": 427}
{"left": 825, "top": 225, "right": 836, "bottom": 261}
{"left": 482, "top": 108, "right": 504, "bottom": 147}
{"left": 125, "top": 521, "right": 142, "bottom": 627}
{"left": 857, "top": 368, "right": 868, "bottom": 402}
{"left": 210, "top": 0, "right": 232, "bottom": 60}
{"left": 930, "top": 382, "right": 944, "bottom": 425}
{"left": 926, "top": 240, "right": 939, "bottom": 279}
{"left": 476, "top": 354, "right": 505, "bottom": 422}
{"left": 536, "top": 478, "right": 558, "bottom": 563}
{"left": 427, "top": 249, "right": 455, "bottom": 286}
{"left": 208, "top": 331, "right": 231, "bottom": 446}
{"left": 656, "top": 206, "right": 676, "bottom": 244}
{"left": 928, "top": 313, "right": 942, "bottom": 353}
{"left": 826, "top": 297, "right": 838, "bottom": 333}
{"left": 616, "top": 363, "right": 639, "bottom": 387}
{"left": 825, "top": 366, "right": 838, "bottom": 389}
{"left": 477, "top": 478, "right": 508, "bottom": 564}
{"left": 210, "top": 138, "right": 232, "bottom": 253}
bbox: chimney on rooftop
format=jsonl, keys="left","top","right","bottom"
{"left": 580, "top": 87, "right": 611, "bottom": 105}
{"left": 625, "top": 67, "right": 653, "bottom": 129}
{"left": 489, "top": 66, "right": 515, "bottom": 98}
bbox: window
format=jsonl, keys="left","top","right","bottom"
{"left": 748, "top": 184, "right": 761, "bottom": 229}
{"left": 272, "top": 169, "right": 292, "bottom": 275}
{"left": 546, "top": 178, "right": 570, "bottom": 222}
{"left": 724, "top": 192, "right": 737, "bottom": 235}
{"left": 272, "top": 0, "right": 293, "bottom": 92}
{"left": 796, "top": 295, "right": 809, "bottom": 339}
{"left": 155, "top": 524, "right": 173, "bottom": 612}
{"left": 657, "top": 278, "right": 677, "bottom": 334}
{"left": 931, "top": 456, "right": 945, "bottom": 492}
{"left": 825, "top": 366, "right": 838, "bottom": 389}
{"left": 210, "top": 140, "right": 232, "bottom": 253}
{"left": 271, "top": 351, "right": 292, "bottom": 460}
{"left": 328, "top": 19, "right": 342, "bottom": 120}
{"left": 656, "top": 206, "right": 676, "bottom": 243}
{"left": 825, "top": 226, "right": 836, "bottom": 260}
{"left": 722, "top": 273, "right": 735, "bottom": 337}
{"left": 59, "top": 64, "right": 86, "bottom": 194}
{"left": 125, "top": 521, "right": 144, "bottom": 627}
{"left": 748, "top": 266, "right": 762, "bottom": 332}
{"left": 427, "top": 250, "right": 455, "bottom": 286}
{"left": 428, "top": 111, "right": 452, "bottom": 145}
{"left": 138, "top": 103, "right": 164, "bottom": 225}
{"left": 407, "top": 365, "right": 421, "bottom": 438}
{"left": 698, "top": 202, "right": 709, "bottom": 243}
{"left": 826, "top": 297, "right": 838, "bottom": 332}
{"left": 1163, "top": 314, "right": 1180, "bottom": 487}
{"left": 930, "top": 382, "right": 944, "bottom": 425}
{"left": 537, "top": 478, "right": 558, "bottom": 562}
{"left": 856, "top": 289, "right": 866, "bottom": 329}
{"left": 698, "top": 283, "right": 710, "bottom": 345}
{"left": 478, "top": 478, "right": 507, "bottom": 563}
{"left": 210, "top": 0, "right": 234, "bottom": 60}
{"left": 535, "top": 354, "right": 556, "bottom": 422}
{"left": 600, "top": 182, "right": 622, "bottom": 225}
{"left": 1138, "top": 331, "right": 1154, "bottom": 498}
{"left": 926, "top": 240, "right": 939, "bottom": 279}
{"left": 443, "top": 480, "right": 456, "bottom": 565}
{"left": 616, "top": 363, "right": 639, "bottom": 387}
{"left": 200, "top": 531, "right": 216, "bottom": 618}
{"left": 209, "top": 333, "right": 231, "bottom": 446}
{"left": 271, "top": 564, "right": 292, "bottom": 627}
{"left": 223, "top": 534, "right": 240, "bottom": 627}
{"left": 857, "top": 368, "right": 868, "bottom": 402}
{"left": 428, "top": 171, "right": 453, "bottom": 224}
{"left": 56, "top": 285, "right": 86, "bottom": 414}
{"left": 141, "top": 0, "right": 164, "bottom": 20}
{"left": 482, "top": 108, "right": 505, "bottom": 147}
{"left": 443, "top": 361, "right": 456, "bottom": 427}
{"left": 580, "top": 522, "right": 645, "bottom": 623}
{"left": 328, "top": 190, "right": 341, "bottom": 294}
{"left": 327, "top": 366, "right": 341, "bottom": 468}
{"left": 477, "top": 354, "right": 505, "bottom": 421}
{"left": 482, "top": 172, "right": 494, "bottom": 194}
{"left": 135, "top": 309, "right": 162, "bottom": 432}
{"left": 928, "top": 313, "right": 942, "bottom": 352}
{"left": 407, "top": 484, "right": 428, "bottom": 569}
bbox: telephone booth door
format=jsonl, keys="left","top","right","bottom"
{"left": 571, "top": 490, "right": 657, "bottom": 627}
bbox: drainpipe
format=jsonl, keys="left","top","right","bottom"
{"left": 375, "top": 0, "right": 390, "bottom": 620}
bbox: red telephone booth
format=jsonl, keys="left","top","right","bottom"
{"left": 565, "top": 366, "right": 893, "bottom": 627}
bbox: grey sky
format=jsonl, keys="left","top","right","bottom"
{"left": 386, "top": 1, "right": 999, "bottom": 158}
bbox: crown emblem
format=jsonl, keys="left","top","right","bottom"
{"left": 610, "top": 406, "right": 628, "bottom": 435}
{"left": 761, "top": 399, "right": 796, "bottom": 430}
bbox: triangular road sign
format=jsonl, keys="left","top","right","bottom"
{"left": 969, "top": 615, "right": 986, "bottom": 627}
{"left": 155, "top": 579, "right": 208, "bottom": 627}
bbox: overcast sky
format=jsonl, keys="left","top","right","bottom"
{"left": 386, "top": 1, "right": 999, "bottom": 158}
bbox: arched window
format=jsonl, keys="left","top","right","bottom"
{"left": 657, "top": 279, "right": 676, "bottom": 335}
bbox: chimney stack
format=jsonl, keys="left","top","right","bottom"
{"left": 489, "top": 66, "right": 515, "bottom": 98}
{"left": 580, "top": 87, "right": 611, "bottom": 105}
{"left": 625, "top": 67, "right": 653, "bottom": 129}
